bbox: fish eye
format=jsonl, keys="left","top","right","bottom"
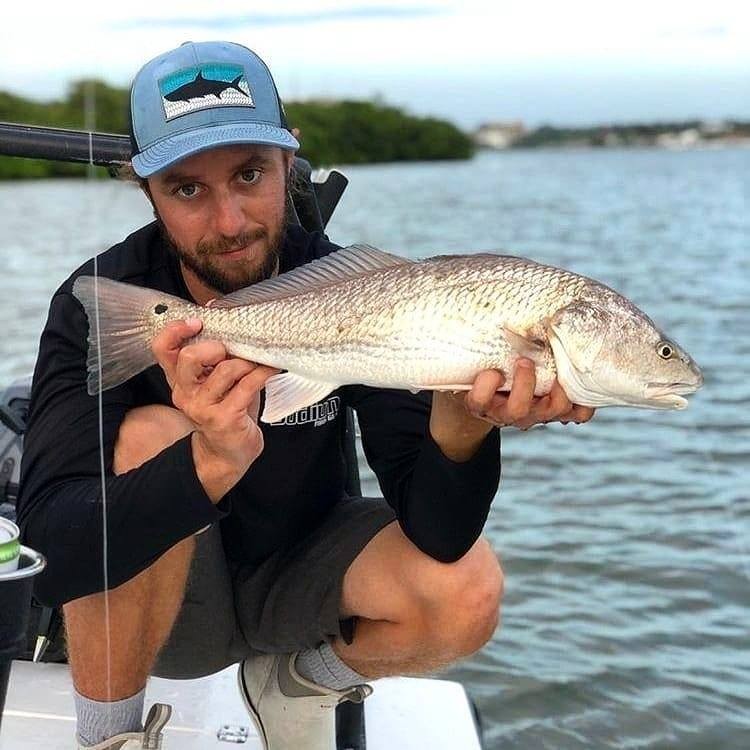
{"left": 657, "top": 342, "right": 673, "bottom": 359}
{"left": 154, "top": 304, "right": 168, "bottom": 315}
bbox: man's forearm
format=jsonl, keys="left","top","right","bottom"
{"left": 22, "top": 435, "right": 226, "bottom": 608}
{"left": 349, "top": 385, "right": 501, "bottom": 562}
{"left": 429, "top": 391, "right": 495, "bottom": 462}
{"left": 398, "top": 427, "right": 501, "bottom": 562}
{"left": 191, "top": 431, "right": 249, "bottom": 504}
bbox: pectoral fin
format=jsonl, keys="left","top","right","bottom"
{"left": 501, "top": 327, "right": 547, "bottom": 357}
{"left": 261, "top": 373, "right": 338, "bottom": 423}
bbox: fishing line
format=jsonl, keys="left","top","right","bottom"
{"left": 92, "top": 259, "right": 113, "bottom": 706}
{"left": 87, "top": 152, "right": 147, "bottom": 734}
{"left": 89, "top": 129, "right": 114, "bottom": 729}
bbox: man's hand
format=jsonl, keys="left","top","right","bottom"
{"left": 152, "top": 319, "right": 279, "bottom": 503}
{"left": 430, "top": 358, "right": 596, "bottom": 462}
{"left": 464, "top": 359, "right": 596, "bottom": 430}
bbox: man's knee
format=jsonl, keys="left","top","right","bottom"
{"left": 114, "top": 405, "right": 194, "bottom": 475}
{"left": 417, "top": 539, "right": 504, "bottom": 658}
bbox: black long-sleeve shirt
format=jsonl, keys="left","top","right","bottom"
{"left": 18, "top": 222, "right": 501, "bottom": 608}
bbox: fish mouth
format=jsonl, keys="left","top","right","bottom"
{"left": 643, "top": 380, "right": 702, "bottom": 410}
{"left": 646, "top": 380, "right": 702, "bottom": 397}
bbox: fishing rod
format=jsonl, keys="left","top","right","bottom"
{"left": 0, "top": 122, "right": 131, "bottom": 167}
{"left": 0, "top": 122, "right": 349, "bottom": 231}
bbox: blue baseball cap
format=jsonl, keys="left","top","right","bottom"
{"left": 130, "top": 41, "right": 299, "bottom": 177}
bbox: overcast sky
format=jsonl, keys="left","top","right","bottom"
{"left": 2, "top": 0, "right": 748, "bottom": 129}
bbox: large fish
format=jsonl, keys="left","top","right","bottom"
{"left": 73, "top": 245, "right": 703, "bottom": 423}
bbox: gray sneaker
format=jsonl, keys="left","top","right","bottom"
{"left": 76, "top": 703, "right": 172, "bottom": 749}
{"left": 238, "top": 652, "right": 372, "bottom": 750}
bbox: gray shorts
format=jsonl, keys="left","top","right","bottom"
{"left": 153, "top": 496, "right": 396, "bottom": 680}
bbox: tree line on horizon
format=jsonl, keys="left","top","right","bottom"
{"left": 0, "top": 80, "right": 474, "bottom": 179}
{"left": 512, "top": 120, "right": 750, "bottom": 148}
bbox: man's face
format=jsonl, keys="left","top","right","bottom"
{"left": 147, "top": 144, "right": 292, "bottom": 301}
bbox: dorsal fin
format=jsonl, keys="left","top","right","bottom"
{"left": 196, "top": 71, "right": 205, "bottom": 80}
{"left": 211, "top": 244, "right": 412, "bottom": 308}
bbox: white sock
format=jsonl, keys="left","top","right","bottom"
{"left": 74, "top": 687, "right": 145, "bottom": 747}
{"left": 295, "top": 642, "right": 367, "bottom": 690}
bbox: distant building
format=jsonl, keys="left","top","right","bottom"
{"left": 699, "top": 119, "right": 729, "bottom": 136}
{"left": 603, "top": 131, "right": 623, "bottom": 147}
{"left": 656, "top": 128, "right": 703, "bottom": 149}
{"left": 473, "top": 121, "right": 526, "bottom": 149}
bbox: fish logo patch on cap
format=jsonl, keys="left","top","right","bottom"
{"left": 159, "top": 63, "right": 254, "bottom": 121}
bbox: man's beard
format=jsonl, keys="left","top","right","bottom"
{"left": 157, "top": 210, "right": 288, "bottom": 295}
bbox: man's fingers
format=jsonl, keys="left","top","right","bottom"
{"left": 505, "top": 359, "right": 537, "bottom": 421}
{"left": 465, "top": 369, "right": 506, "bottom": 416}
{"left": 200, "top": 359, "right": 259, "bottom": 403}
{"left": 471, "top": 367, "right": 596, "bottom": 430}
{"left": 152, "top": 318, "right": 203, "bottom": 353}
{"left": 545, "top": 380, "right": 573, "bottom": 421}
{"left": 171, "top": 341, "right": 229, "bottom": 405}
{"left": 151, "top": 318, "right": 203, "bottom": 375}
{"left": 570, "top": 404, "right": 596, "bottom": 424}
{"left": 222, "top": 365, "right": 281, "bottom": 413}
{"left": 174, "top": 340, "right": 229, "bottom": 388}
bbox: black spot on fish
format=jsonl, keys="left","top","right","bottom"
{"left": 154, "top": 304, "right": 168, "bottom": 314}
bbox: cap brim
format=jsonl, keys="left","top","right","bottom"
{"left": 131, "top": 121, "right": 300, "bottom": 177}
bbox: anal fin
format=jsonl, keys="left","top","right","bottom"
{"left": 261, "top": 373, "right": 338, "bottom": 423}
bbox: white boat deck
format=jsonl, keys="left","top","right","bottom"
{"left": 1, "top": 661, "right": 482, "bottom": 749}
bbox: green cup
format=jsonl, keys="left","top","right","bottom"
{"left": 0, "top": 519, "right": 20, "bottom": 574}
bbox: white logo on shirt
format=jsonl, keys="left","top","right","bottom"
{"left": 270, "top": 396, "right": 341, "bottom": 428}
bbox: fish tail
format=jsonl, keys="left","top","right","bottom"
{"left": 230, "top": 74, "right": 244, "bottom": 94}
{"left": 72, "top": 275, "right": 173, "bottom": 395}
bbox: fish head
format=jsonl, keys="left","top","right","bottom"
{"left": 547, "top": 297, "right": 703, "bottom": 410}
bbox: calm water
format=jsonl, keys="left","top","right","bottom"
{"left": 1, "top": 148, "right": 748, "bottom": 748}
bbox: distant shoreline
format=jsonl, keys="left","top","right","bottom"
{"left": 473, "top": 119, "right": 750, "bottom": 151}
{"left": 479, "top": 140, "right": 750, "bottom": 154}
